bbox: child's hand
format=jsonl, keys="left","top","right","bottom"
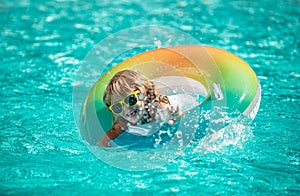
{"left": 166, "top": 105, "right": 186, "bottom": 125}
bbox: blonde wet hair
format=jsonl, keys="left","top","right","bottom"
{"left": 103, "top": 70, "right": 169, "bottom": 123}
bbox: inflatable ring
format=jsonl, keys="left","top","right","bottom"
{"left": 80, "top": 45, "right": 261, "bottom": 146}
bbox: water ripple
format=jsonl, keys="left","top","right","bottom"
{"left": 1, "top": 0, "right": 299, "bottom": 194}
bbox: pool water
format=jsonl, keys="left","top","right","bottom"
{"left": 1, "top": 0, "right": 299, "bottom": 195}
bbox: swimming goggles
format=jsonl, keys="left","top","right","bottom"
{"left": 109, "top": 91, "right": 140, "bottom": 114}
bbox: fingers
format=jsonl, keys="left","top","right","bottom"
{"left": 167, "top": 105, "right": 184, "bottom": 124}
{"left": 168, "top": 105, "right": 178, "bottom": 112}
{"left": 166, "top": 105, "right": 181, "bottom": 125}
{"left": 168, "top": 105, "right": 179, "bottom": 116}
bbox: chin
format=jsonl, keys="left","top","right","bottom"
{"left": 128, "top": 115, "right": 142, "bottom": 124}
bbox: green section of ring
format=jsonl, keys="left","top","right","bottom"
{"left": 204, "top": 46, "right": 259, "bottom": 111}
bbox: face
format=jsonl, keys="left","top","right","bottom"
{"left": 122, "top": 99, "right": 145, "bottom": 124}
{"left": 110, "top": 91, "right": 146, "bottom": 124}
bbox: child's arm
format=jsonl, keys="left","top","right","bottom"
{"left": 96, "top": 122, "right": 124, "bottom": 147}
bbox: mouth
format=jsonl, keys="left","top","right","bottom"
{"left": 128, "top": 108, "right": 138, "bottom": 118}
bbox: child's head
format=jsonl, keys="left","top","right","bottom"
{"left": 103, "top": 70, "right": 169, "bottom": 124}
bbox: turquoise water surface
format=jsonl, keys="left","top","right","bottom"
{"left": 1, "top": 0, "right": 299, "bottom": 195}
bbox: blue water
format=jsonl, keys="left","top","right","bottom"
{"left": 1, "top": 0, "right": 299, "bottom": 195}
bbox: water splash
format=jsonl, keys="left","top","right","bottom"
{"left": 187, "top": 108, "right": 254, "bottom": 155}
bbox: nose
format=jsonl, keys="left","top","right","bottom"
{"left": 122, "top": 104, "right": 132, "bottom": 115}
